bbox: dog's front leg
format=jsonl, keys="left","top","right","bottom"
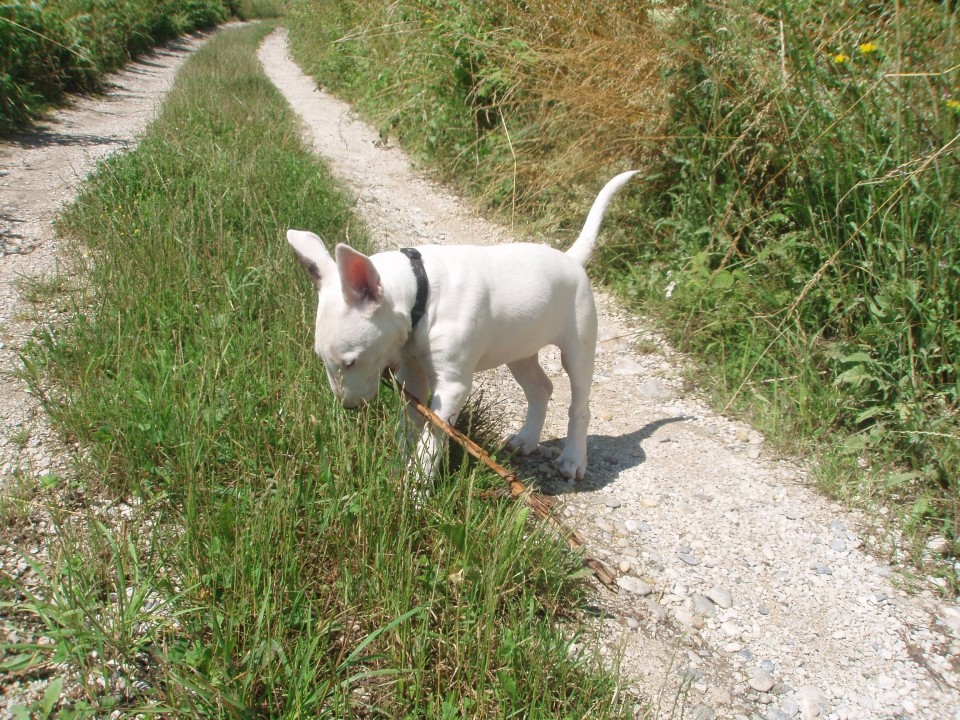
{"left": 394, "top": 359, "right": 430, "bottom": 451}
{"left": 404, "top": 376, "right": 471, "bottom": 491}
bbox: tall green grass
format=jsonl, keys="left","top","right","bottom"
{"left": 3, "top": 23, "right": 628, "bottom": 718}
{"left": 0, "top": 0, "right": 235, "bottom": 135}
{"left": 286, "top": 0, "right": 959, "bottom": 574}
{"left": 602, "top": 0, "right": 959, "bottom": 564}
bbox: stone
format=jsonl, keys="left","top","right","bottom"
{"left": 780, "top": 698, "right": 799, "bottom": 717}
{"left": 795, "top": 686, "right": 831, "bottom": 719}
{"left": 642, "top": 598, "right": 669, "bottom": 621}
{"left": 693, "top": 594, "right": 717, "bottom": 617}
{"left": 749, "top": 670, "right": 775, "bottom": 693}
{"left": 612, "top": 357, "right": 644, "bottom": 375}
{"left": 689, "top": 705, "right": 716, "bottom": 720}
{"left": 706, "top": 587, "right": 733, "bottom": 608}
{"left": 679, "top": 552, "right": 701, "bottom": 566}
{"left": 636, "top": 379, "right": 676, "bottom": 400}
{"left": 927, "top": 536, "right": 949, "bottom": 554}
{"left": 617, "top": 576, "right": 653, "bottom": 596}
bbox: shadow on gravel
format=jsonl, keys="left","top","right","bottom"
{"left": 526, "top": 415, "right": 691, "bottom": 496}
{"left": 6, "top": 127, "right": 130, "bottom": 150}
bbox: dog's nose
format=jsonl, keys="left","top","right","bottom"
{"left": 340, "top": 393, "right": 372, "bottom": 410}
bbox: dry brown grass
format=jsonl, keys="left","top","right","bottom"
{"left": 463, "top": 0, "right": 672, "bottom": 213}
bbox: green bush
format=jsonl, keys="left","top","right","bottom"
{"left": 0, "top": 0, "right": 229, "bottom": 134}
{"left": 606, "top": 0, "right": 959, "bottom": 538}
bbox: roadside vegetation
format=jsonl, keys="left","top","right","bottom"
{"left": 0, "top": 0, "right": 281, "bottom": 135}
{"left": 286, "top": 0, "right": 960, "bottom": 582}
{"left": 2, "top": 23, "right": 630, "bottom": 718}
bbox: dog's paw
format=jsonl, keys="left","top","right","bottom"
{"left": 402, "top": 464, "right": 433, "bottom": 508}
{"left": 553, "top": 452, "right": 586, "bottom": 481}
{"left": 505, "top": 430, "right": 539, "bottom": 455}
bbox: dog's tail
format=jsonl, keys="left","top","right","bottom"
{"left": 566, "top": 170, "right": 639, "bottom": 266}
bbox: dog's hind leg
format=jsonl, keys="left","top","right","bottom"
{"left": 555, "top": 341, "right": 595, "bottom": 480}
{"left": 505, "top": 355, "right": 553, "bottom": 455}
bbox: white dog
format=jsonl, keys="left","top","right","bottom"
{"left": 288, "top": 170, "right": 637, "bottom": 482}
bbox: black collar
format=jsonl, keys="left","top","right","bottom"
{"left": 399, "top": 247, "right": 428, "bottom": 328}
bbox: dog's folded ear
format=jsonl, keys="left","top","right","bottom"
{"left": 287, "top": 229, "right": 336, "bottom": 290}
{"left": 335, "top": 244, "right": 383, "bottom": 307}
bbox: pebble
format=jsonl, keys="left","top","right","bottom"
{"left": 636, "top": 379, "right": 676, "bottom": 400}
{"left": 692, "top": 594, "right": 717, "bottom": 617}
{"left": 617, "top": 576, "right": 653, "bottom": 596}
{"left": 795, "top": 686, "right": 830, "bottom": 719}
{"left": 642, "top": 598, "right": 669, "bottom": 621}
{"left": 679, "top": 552, "right": 700, "bottom": 566}
{"left": 604, "top": 498, "right": 622, "bottom": 509}
{"left": 720, "top": 621, "right": 740, "bottom": 637}
{"left": 706, "top": 587, "right": 733, "bottom": 608}
{"left": 749, "top": 670, "right": 775, "bottom": 693}
{"left": 780, "top": 698, "right": 799, "bottom": 717}
{"left": 612, "top": 357, "right": 645, "bottom": 375}
{"left": 689, "top": 705, "right": 716, "bottom": 720}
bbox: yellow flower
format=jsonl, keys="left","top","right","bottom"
{"left": 859, "top": 42, "right": 879, "bottom": 55}
{"left": 833, "top": 53, "right": 849, "bottom": 64}
{"left": 947, "top": 99, "right": 960, "bottom": 111}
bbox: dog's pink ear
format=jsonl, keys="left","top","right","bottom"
{"left": 335, "top": 244, "right": 383, "bottom": 307}
{"left": 287, "top": 229, "right": 335, "bottom": 290}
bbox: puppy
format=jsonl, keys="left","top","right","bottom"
{"left": 288, "top": 170, "right": 637, "bottom": 482}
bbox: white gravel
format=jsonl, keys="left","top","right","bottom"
{"left": 258, "top": 28, "right": 960, "bottom": 720}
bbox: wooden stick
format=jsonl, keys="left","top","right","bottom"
{"left": 387, "top": 379, "right": 618, "bottom": 592}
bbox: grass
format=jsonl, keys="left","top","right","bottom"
{"left": 0, "top": 0, "right": 285, "bottom": 135}
{"left": 285, "top": 0, "right": 960, "bottom": 585}
{"left": 1, "top": 22, "right": 632, "bottom": 718}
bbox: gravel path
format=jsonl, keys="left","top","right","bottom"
{"left": 0, "top": 24, "right": 957, "bottom": 720}
{"left": 0, "top": 32, "right": 214, "bottom": 716}
{"left": 258, "top": 29, "right": 960, "bottom": 720}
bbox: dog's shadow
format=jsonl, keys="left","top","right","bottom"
{"left": 510, "top": 415, "right": 691, "bottom": 496}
